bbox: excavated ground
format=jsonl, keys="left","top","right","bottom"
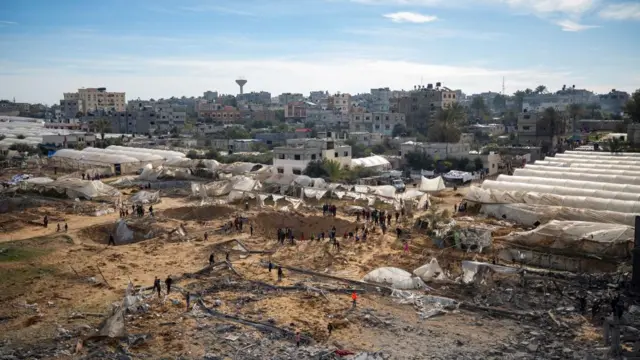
{"left": 162, "top": 205, "right": 237, "bottom": 221}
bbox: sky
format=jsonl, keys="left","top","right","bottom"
{"left": 1, "top": 0, "right": 639, "bottom": 105}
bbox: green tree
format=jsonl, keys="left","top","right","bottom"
{"left": 606, "top": 137, "right": 624, "bottom": 154}
{"left": 427, "top": 102, "right": 465, "bottom": 143}
{"left": 473, "top": 157, "right": 484, "bottom": 171}
{"left": 186, "top": 150, "right": 198, "bottom": 159}
{"left": 534, "top": 85, "right": 548, "bottom": 94}
{"left": 16, "top": 134, "right": 26, "bottom": 139}
{"left": 492, "top": 94, "right": 506, "bottom": 111}
{"left": 250, "top": 142, "right": 269, "bottom": 153}
{"left": 345, "top": 139, "right": 369, "bottom": 158}
{"left": 513, "top": 90, "right": 526, "bottom": 111}
{"left": 625, "top": 89, "right": 640, "bottom": 123}
{"left": 303, "top": 160, "right": 328, "bottom": 178}
{"left": 274, "top": 110, "right": 285, "bottom": 122}
{"left": 586, "top": 103, "right": 601, "bottom": 119}
{"left": 93, "top": 118, "right": 111, "bottom": 140}
{"left": 204, "top": 149, "right": 219, "bottom": 159}
{"left": 405, "top": 151, "right": 435, "bottom": 170}
{"left": 303, "top": 159, "right": 344, "bottom": 181}
{"left": 224, "top": 127, "right": 251, "bottom": 139}
{"left": 470, "top": 97, "right": 487, "bottom": 120}
{"left": 568, "top": 103, "right": 584, "bottom": 121}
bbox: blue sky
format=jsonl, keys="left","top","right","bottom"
{"left": 1, "top": 0, "right": 639, "bottom": 104}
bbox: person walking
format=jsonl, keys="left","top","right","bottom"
{"left": 250, "top": 224, "right": 253, "bottom": 236}
{"left": 64, "top": 223, "right": 68, "bottom": 232}
{"left": 327, "top": 323, "right": 333, "bottom": 337}
{"left": 165, "top": 276, "right": 173, "bottom": 295}
{"left": 153, "top": 276, "right": 162, "bottom": 298}
{"left": 185, "top": 292, "right": 191, "bottom": 312}
{"left": 295, "top": 330, "right": 301, "bottom": 348}
{"left": 108, "top": 234, "right": 116, "bottom": 246}
{"left": 57, "top": 223, "right": 61, "bottom": 232}
{"left": 351, "top": 291, "right": 358, "bottom": 308}
{"left": 268, "top": 260, "right": 273, "bottom": 273}
{"left": 43, "top": 215, "right": 48, "bottom": 228}
{"left": 277, "top": 266, "right": 283, "bottom": 281}
{"left": 209, "top": 253, "right": 214, "bottom": 266}
{"left": 404, "top": 241, "right": 409, "bottom": 253}
{"left": 204, "top": 232, "right": 208, "bottom": 241}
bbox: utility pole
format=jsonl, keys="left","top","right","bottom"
{"left": 502, "top": 77, "right": 506, "bottom": 96}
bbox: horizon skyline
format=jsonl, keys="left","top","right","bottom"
{"left": 1, "top": 0, "right": 639, "bottom": 105}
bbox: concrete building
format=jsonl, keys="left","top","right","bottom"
{"left": 370, "top": 88, "right": 391, "bottom": 112}
{"left": 468, "top": 123, "right": 506, "bottom": 137}
{"left": 278, "top": 93, "right": 304, "bottom": 105}
{"left": 599, "top": 89, "right": 630, "bottom": 114}
{"left": 348, "top": 112, "right": 406, "bottom": 136}
{"left": 197, "top": 104, "right": 241, "bottom": 124}
{"left": 306, "top": 109, "right": 349, "bottom": 131}
{"left": 254, "top": 131, "right": 311, "bottom": 146}
{"left": 347, "top": 132, "right": 384, "bottom": 147}
{"left": 284, "top": 101, "right": 308, "bottom": 120}
{"left": 273, "top": 138, "right": 352, "bottom": 175}
{"left": 516, "top": 110, "right": 569, "bottom": 150}
{"left": 42, "top": 133, "right": 97, "bottom": 149}
{"left": 400, "top": 141, "right": 501, "bottom": 175}
{"left": 391, "top": 84, "right": 457, "bottom": 132}
{"left": 59, "top": 99, "right": 84, "bottom": 119}
{"left": 203, "top": 91, "right": 219, "bottom": 101}
{"left": 309, "top": 91, "right": 329, "bottom": 103}
{"left": 64, "top": 87, "right": 126, "bottom": 113}
{"left": 237, "top": 91, "right": 271, "bottom": 105}
{"left": 328, "top": 93, "right": 352, "bottom": 114}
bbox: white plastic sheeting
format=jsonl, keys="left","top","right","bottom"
{"left": 115, "top": 220, "right": 135, "bottom": 243}
{"left": 532, "top": 161, "right": 640, "bottom": 172}
{"left": 163, "top": 157, "right": 220, "bottom": 170}
{"left": 499, "top": 220, "right": 633, "bottom": 258}
{"left": 481, "top": 203, "right": 638, "bottom": 227}
{"left": 217, "top": 162, "right": 270, "bottom": 175}
{"left": 419, "top": 176, "right": 445, "bottom": 192}
{"left": 413, "top": 258, "right": 446, "bottom": 282}
{"left": 106, "top": 145, "right": 186, "bottom": 159}
{"left": 351, "top": 155, "right": 391, "bottom": 170}
{"left": 190, "top": 176, "right": 262, "bottom": 198}
{"left": 523, "top": 164, "right": 640, "bottom": 178}
{"left": 52, "top": 149, "right": 140, "bottom": 165}
{"left": 496, "top": 175, "right": 640, "bottom": 194}
{"left": 482, "top": 180, "right": 640, "bottom": 202}
{"left": 363, "top": 267, "right": 426, "bottom": 290}
{"left": 541, "top": 157, "right": 640, "bottom": 166}
{"left": 555, "top": 153, "right": 640, "bottom": 162}
{"left": 514, "top": 168, "right": 640, "bottom": 186}
{"left": 38, "top": 178, "right": 121, "bottom": 199}
{"left": 82, "top": 147, "right": 164, "bottom": 163}
{"left": 565, "top": 150, "right": 640, "bottom": 158}
{"left": 461, "top": 261, "right": 520, "bottom": 284}
{"left": 130, "top": 191, "right": 160, "bottom": 204}
{"left": 138, "top": 164, "right": 193, "bottom": 181}
{"left": 442, "top": 170, "right": 473, "bottom": 183}
{"left": 466, "top": 186, "right": 640, "bottom": 213}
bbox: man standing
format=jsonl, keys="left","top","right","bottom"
{"left": 277, "top": 266, "right": 283, "bottom": 281}
{"left": 43, "top": 215, "right": 48, "bottom": 228}
{"left": 165, "top": 276, "right": 173, "bottom": 295}
{"left": 153, "top": 276, "right": 162, "bottom": 298}
{"left": 351, "top": 291, "right": 358, "bottom": 308}
{"left": 209, "top": 253, "right": 214, "bottom": 266}
{"left": 108, "top": 234, "right": 116, "bottom": 246}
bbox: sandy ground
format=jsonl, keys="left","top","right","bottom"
{"left": 0, "top": 183, "right": 610, "bottom": 359}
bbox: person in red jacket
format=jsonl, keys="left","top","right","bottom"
{"left": 351, "top": 291, "right": 358, "bottom": 308}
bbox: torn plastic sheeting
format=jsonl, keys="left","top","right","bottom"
{"left": 130, "top": 190, "right": 160, "bottom": 204}
{"left": 334, "top": 191, "right": 346, "bottom": 199}
{"left": 284, "top": 196, "right": 303, "bottom": 209}
{"left": 413, "top": 258, "right": 447, "bottom": 282}
{"left": 372, "top": 185, "right": 396, "bottom": 198}
{"left": 417, "top": 193, "right": 430, "bottom": 210}
{"left": 354, "top": 185, "right": 369, "bottom": 193}
{"left": 115, "top": 220, "right": 134, "bottom": 243}
{"left": 481, "top": 203, "right": 638, "bottom": 227}
{"left": 304, "top": 188, "right": 327, "bottom": 200}
{"left": 461, "top": 261, "right": 521, "bottom": 284}
{"left": 272, "top": 195, "right": 284, "bottom": 207}
{"left": 456, "top": 228, "right": 492, "bottom": 252}
{"left": 391, "top": 290, "right": 458, "bottom": 319}
{"left": 363, "top": 267, "right": 426, "bottom": 290}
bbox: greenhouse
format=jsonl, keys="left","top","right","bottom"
{"left": 496, "top": 174, "right": 640, "bottom": 193}
{"left": 537, "top": 157, "right": 640, "bottom": 166}
{"left": 513, "top": 168, "right": 640, "bottom": 186}
{"left": 82, "top": 147, "right": 165, "bottom": 166}
{"left": 481, "top": 180, "right": 640, "bottom": 202}
{"left": 106, "top": 145, "right": 185, "bottom": 160}
{"left": 565, "top": 150, "right": 640, "bottom": 158}
{"left": 554, "top": 153, "right": 640, "bottom": 162}
{"left": 350, "top": 155, "right": 392, "bottom": 171}
{"left": 466, "top": 186, "right": 640, "bottom": 214}
{"left": 50, "top": 149, "right": 141, "bottom": 174}
{"left": 524, "top": 164, "right": 640, "bottom": 177}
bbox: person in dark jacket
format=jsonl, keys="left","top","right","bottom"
{"left": 153, "top": 276, "right": 162, "bottom": 298}
{"left": 165, "top": 276, "right": 173, "bottom": 294}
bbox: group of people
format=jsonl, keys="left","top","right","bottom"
{"left": 322, "top": 203, "right": 337, "bottom": 217}
{"left": 56, "top": 222, "right": 68, "bottom": 232}
{"left": 356, "top": 208, "right": 401, "bottom": 226}
{"left": 81, "top": 173, "right": 111, "bottom": 181}
{"left": 123, "top": 204, "right": 152, "bottom": 218}
{"left": 222, "top": 216, "right": 253, "bottom": 236}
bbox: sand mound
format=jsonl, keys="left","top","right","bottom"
{"left": 162, "top": 205, "right": 236, "bottom": 221}
{"left": 253, "top": 213, "right": 354, "bottom": 240}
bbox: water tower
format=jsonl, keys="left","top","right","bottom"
{"left": 235, "top": 77, "right": 247, "bottom": 95}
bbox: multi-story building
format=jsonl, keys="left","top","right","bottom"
{"left": 306, "top": 109, "right": 349, "bottom": 131}
{"left": 516, "top": 110, "right": 569, "bottom": 151}
{"left": 59, "top": 99, "right": 84, "bottom": 119}
{"left": 284, "top": 101, "right": 308, "bottom": 120}
{"left": 203, "top": 91, "right": 219, "bottom": 101}
{"left": 64, "top": 87, "right": 126, "bottom": 113}
{"left": 254, "top": 131, "right": 311, "bottom": 147}
{"left": 278, "top": 93, "right": 304, "bottom": 105}
{"left": 400, "top": 141, "right": 501, "bottom": 175}
{"left": 468, "top": 123, "right": 505, "bottom": 137}
{"left": 237, "top": 91, "right": 271, "bottom": 105}
{"left": 309, "top": 91, "right": 329, "bottom": 103}
{"left": 348, "top": 112, "right": 406, "bottom": 136}
{"left": 196, "top": 103, "right": 241, "bottom": 124}
{"left": 272, "top": 138, "right": 352, "bottom": 175}
{"left": 370, "top": 88, "right": 391, "bottom": 112}
{"left": 347, "top": 132, "right": 384, "bottom": 147}
{"left": 328, "top": 93, "right": 352, "bottom": 114}
{"left": 391, "top": 84, "right": 457, "bottom": 132}
{"left": 41, "top": 133, "right": 97, "bottom": 149}
{"left": 599, "top": 89, "right": 630, "bottom": 114}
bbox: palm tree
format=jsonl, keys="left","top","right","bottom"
{"left": 539, "top": 107, "right": 562, "bottom": 153}
{"left": 93, "top": 118, "right": 111, "bottom": 140}
{"left": 607, "top": 137, "right": 624, "bottom": 154}
{"left": 470, "top": 97, "right": 487, "bottom": 120}
{"left": 586, "top": 103, "right": 601, "bottom": 119}
{"left": 535, "top": 85, "right": 547, "bottom": 94}
{"left": 428, "top": 103, "right": 465, "bottom": 143}
{"left": 568, "top": 103, "right": 584, "bottom": 120}
{"left": 624, "top": 89, "right": 640, "bottom": 123}
{"left": 322, "top": 159, "right": 343, "bottom": 182}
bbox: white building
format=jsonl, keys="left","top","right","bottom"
{"left": 42, "top": 133, "right": 97, "bottom": 148}
{"left": 272, "top": 138, "right": 352, "bottom": 175}
{"left": 329, "top": 93, "right": 352, "bottom": 114}
{"left": 400, "top": 141, "right": 501, "bottom": 175}
{"left": 64, "top": 87, "right": 126, "bottom": 113}
{"left": 349, "top": 112, "right": 406, "bottom": 136}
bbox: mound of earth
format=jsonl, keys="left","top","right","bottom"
{"left": 253, "top": 212, "right": 355, "bottom": 239}
{"left": 162, "top": 205, "right": 236, "bottom": 221}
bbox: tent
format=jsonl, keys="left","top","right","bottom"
{"left": 363, "top": 267, "right": 425, "bottom": 290}
{"left": 419, "top": 176, "right": 445, "bottom": 192}
{"left": 351, "top": 155, "right": 391, "bottom": 170}
{"left": 442, "top": 170, "right": 473, "bottom": 183}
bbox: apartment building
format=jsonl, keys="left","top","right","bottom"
{"left": 599, "top": 89, "right": 630, "bottom": 114}
{"left": 328, "top": 93, "right": 352, "bottom": 114}
{"left": 516, "top": 110, "right": 569, "bottom": 150}
{"left": 237, "top": 91, "right": 271, "bottom": 105}
{"left": 391, "top": 84, "right": 457, "bottom": 132}
{"left": 309, "top": 91, "right": 329, "bottom": 103}
{"left": 348, "top": 112, "right": 406, "bottom": 136}
{"left": 64, "top": 87, "right": 126, "bottom": 113}
{"left": 370, "top": 88, "right": 391, "bottom": 112}
{"left": 306, "top": 109, "right": 349, "bottom": 131}
{"left": 284, "top": 101, "right": 308, "bottom": 120}
{"left": 272, "top": 138, "right": 352, "bottom": 175}
{"left": 197, "top": 103, "right": 241, "bottom": 124}
{"left": 347, "top": 132, "right": 384, "bottom": 147}
{"left": 59, "top": 99, "right": 84, "bottom": 119}
{"left": 400, "top": 141, "right": 501, "bottom": 175}
{"left": 42, "top": 133, "right": 97, "bottom": 149}
{"left": 278, "top": 93, "right": 304, "bottom": 105}
{"left": 203, "top": 91, "right": 218, "bottom": 101}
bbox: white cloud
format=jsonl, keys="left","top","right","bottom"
{"left": 599, "top": 2, "right": 640, "bottom": 20}
{"left": 180, "top": 5, "right": 255, "bottom": 16}
{"left": 383, "top": 11, "right": 438, "bottom": 23}
{"left": 497, "top": 0, "right": 596, "bottom": 15}
{"left": 0, "top": 21, "right": 18, "bottom": 25}
{"left": 0, "top": 56, "right": 587, "bottom": 104}
{"left": 556, "top": 19, "right": 600, "bottom": 31}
